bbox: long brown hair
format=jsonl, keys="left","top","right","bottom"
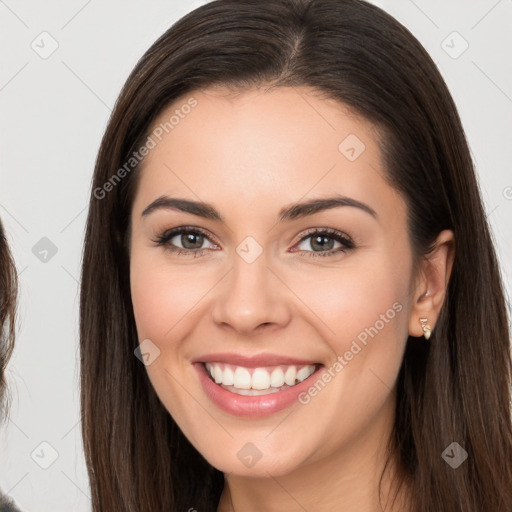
{"left": 79, "top": 0, "right": 512, "bottom": 510}
{"left": 0, "top": 218, "right": 18, "bottom": 424}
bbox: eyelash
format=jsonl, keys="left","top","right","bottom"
{"left": 152, "top": 226, "right": 355, "bottom": 258}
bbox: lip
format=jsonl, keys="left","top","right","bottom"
{"left": 193, "top": 361, "right": 323, "bottom": 417}
{"left": 192, "top": 352, "right": 320, "bottom": 368}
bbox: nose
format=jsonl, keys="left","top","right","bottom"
{"left": 211, "top": 251, "right": 292, "bottom": 336}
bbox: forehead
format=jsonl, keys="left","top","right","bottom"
{"left": 132, "top": 86, "right": 405, "bottom": 225}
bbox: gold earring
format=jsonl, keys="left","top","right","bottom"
{"left": 419, "top": 318, "right": 432, "bottom": 340}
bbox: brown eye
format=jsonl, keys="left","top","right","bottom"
{"left": 294, "top": 229, "right": 355, "bottom": 258}
{"left": 153, "top": 226, "right": 218, "bottom": 256}
{"left": 178, "top": 232, "right": 206, "bottom": 250}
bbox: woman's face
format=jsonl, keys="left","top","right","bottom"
{"left": 129, "top": 86, "right": 418, "bottom": 477}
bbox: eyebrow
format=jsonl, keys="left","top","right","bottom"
{"left": 141, "top": 194, "right": 377, "bottom": 222}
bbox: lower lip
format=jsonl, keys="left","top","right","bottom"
{"left": 194, "top": 362, "right": 323, "bottom": 417}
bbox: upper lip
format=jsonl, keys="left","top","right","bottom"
{"left": 192, "top": 352, "right": 322, "bottom": 368}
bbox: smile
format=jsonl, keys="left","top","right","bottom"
{"left": 205, "top": 362, "right": 317, "bottom": 396}
{"left": 195, "top": 361, "right": 324, "bottom": 417}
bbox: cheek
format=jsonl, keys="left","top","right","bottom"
{"left": 290, "top": 257, "right": 408, "bottom": 351}
{"left": 286, "top": 260, "right": 409, "bottom": 442}
{"left": 130, "top": 249, "right": 206, "bottom": 342}
{"left": 129, "top": 252, "right": 203, "bottom": 408}
{"left": 130, "top": 264, "right": 168, "bottom": 341}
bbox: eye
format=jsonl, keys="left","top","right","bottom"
{"left": 292, "top": 228, "right": 355, "bottom": 258}
{"left": 152, "top": 226, "right": 355, "bottom": 259}
{"left": 152, "top": 226, "right": 218, "bottom": 257}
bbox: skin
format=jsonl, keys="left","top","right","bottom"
{"left": 129, "top": 85, "right": 454, "bottom": 511}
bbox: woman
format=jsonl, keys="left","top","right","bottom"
{"left": 79, "top": 0, "right": 512, "bottom": 510}
{"left": 0, "top": 218, "right": 21, "bottom": 512}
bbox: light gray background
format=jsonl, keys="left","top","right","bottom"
{"left": 1, "top": 1, "right": 511, "bottom": 510}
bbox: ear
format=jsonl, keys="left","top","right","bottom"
{"left": 408, "top": 229, "right": 455, "bottom": 338}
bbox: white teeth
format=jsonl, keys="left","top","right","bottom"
{"left": 284, "top": 366, "right": 297, "bottom": 386}
{"left": 205, "top": 362, "right": 317, "bottom": 392}
{"left": 228, "top": 386, "right": 286, "bottom": 396}
{"left": 233, "top": 367, "right": 251, "bottom": 389}
{"left": 296, "top": 366, "right": 312, "bottom": 382}
{"left": 213, "top": 365, "right": 223, "bottom": 384}
{"left": 251, "top": 368, "right": 271, "bottom": 390}
{"left": 223, "top": 366, "right": 234, "bottom": 386}
{"left": 270, "top": 368, "right": 285, "bottom": 387}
